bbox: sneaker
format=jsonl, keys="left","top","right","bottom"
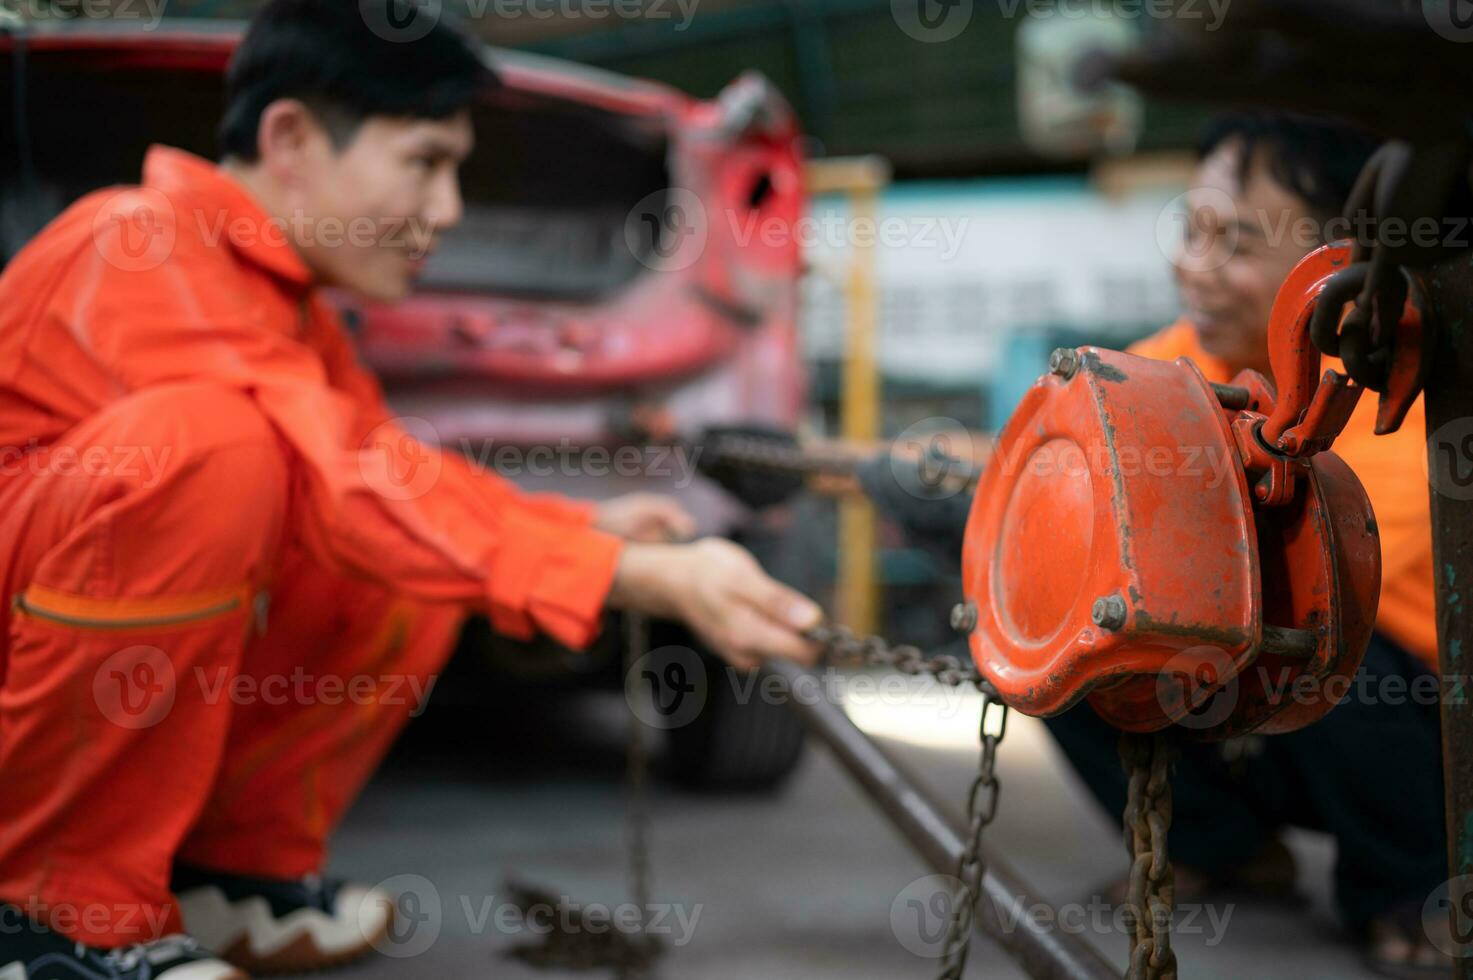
{"left": 172, "top": 866, "right": 392, "bottom": 975}
{"left": 0, "top": 905, "right": 244, "bottom": 980}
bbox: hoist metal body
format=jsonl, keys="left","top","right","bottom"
{"left": 962, "top": 243, "right": 1392, "bottom": 738}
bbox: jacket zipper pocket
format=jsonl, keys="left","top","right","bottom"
{"left": 13, "top": 584, "right": 250, "bottom": 632}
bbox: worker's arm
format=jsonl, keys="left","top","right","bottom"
{"left": 311, "top": 301, "right": 692, "bottom": 538}
{"left": 67, "top": 246, "right": 814, "bottom": 663}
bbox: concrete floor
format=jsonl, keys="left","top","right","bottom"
{"left": 323, "top": 673, "right": 1381, "bottom": 980}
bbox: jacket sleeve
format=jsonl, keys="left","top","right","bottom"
{"left": 308, "top": 296, "right": 602, "bottom": 529}
{"left": 62, "top": 246, "right": 621, "bottom": 649}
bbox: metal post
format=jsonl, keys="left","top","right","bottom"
{"left": 805, "top": 156, "right": 891, "bottom": 636}
{"left": 762, "top": 659, "right": 1121, "bottom": 980}
{"left": 1424, "top": 267, "right": 1473, "bottom": 976}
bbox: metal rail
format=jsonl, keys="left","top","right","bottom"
{"left": 1424, "top": 267, "right": 1473, "bottom": 979}
{"left": 762, "top": 659, "right": 1121, "bottom": 980}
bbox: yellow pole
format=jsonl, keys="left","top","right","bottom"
{"left": 804, "top": 156, "right": 891, "bottom": 635}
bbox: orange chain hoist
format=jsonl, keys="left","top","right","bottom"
{"left": 962, "top": 242, "right": 1426, "bottom": 739}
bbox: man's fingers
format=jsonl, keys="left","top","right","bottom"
{"left": 724, "top": 607, "right": 821, "bottom": 667}
{"left": 655, "top": 500, "right": 698, "bottom": 541}
{"left": 741, "top": 573, "right": 823, "bottom": 633}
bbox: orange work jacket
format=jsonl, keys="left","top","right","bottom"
{"left": 0, "top": 146, "right": 622, "bottom": 649}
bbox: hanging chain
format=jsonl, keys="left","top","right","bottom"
{"left": 937, "top": 683, "right": 1007, "bottom": 979}
{"left": 621, "top": 613, "right": 663, "bottom": 977}
{"left": 508, "top": 616, "right": 1008, "bottom": 977}
{"left": 805, "top": 621, "right": 1009, "bottom": 980}
{"left": 1119, "top": 732, "right": 1179, "bottom": 980}
{"left": 503, "top": 614, "right": 664, "bottom": 977}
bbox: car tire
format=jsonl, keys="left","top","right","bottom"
{"left": 662, "top": 647, "right": 808, "bottom": 792}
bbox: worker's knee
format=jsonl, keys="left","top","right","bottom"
{"left": 28, "top": 383, "right": 291, "bottom": 582}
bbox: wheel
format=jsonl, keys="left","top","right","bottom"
{"left": 662, "top": 646, "right": 808, "bottom": 792}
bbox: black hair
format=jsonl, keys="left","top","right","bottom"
{"left": 1198, "top": 113, "right": 1382, "bottom": 224}
{"left": 218, "top": 0, "right": 496, "bottom": 162}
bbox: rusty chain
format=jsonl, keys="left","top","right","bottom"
{"left": 1119, "top": 732, "right": 1179, "bottom": 980}
{"left": 702, "top": 431, "right": 984, "bottom": 488}
{"left": 804, "top": 622, "right": 983, "bottom": 689}
{"left": 512, "top": 617, "right": 1211, "bottom": 980}
{"left": 805, "top": 621, "right": 1009, "bottom": 980}
{"left": 503, "top": 614, "right": 664, "bottom": 977}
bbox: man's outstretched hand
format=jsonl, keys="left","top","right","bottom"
{"left": 608, "top": 537, "right": 823, "bottom": 671}
{"left": 594, "top": 493, "right": 698, "bottom": 543}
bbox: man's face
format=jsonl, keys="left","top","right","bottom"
{"left": 292, "top": 111, "right": 472, "bottom": 302}
{"left": 1173, "top": 138, "right": 1319, "bottom": 377}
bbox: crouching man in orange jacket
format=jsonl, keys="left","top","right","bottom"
{"left": 0, "top": 3, "right": 822, "bottom": 977}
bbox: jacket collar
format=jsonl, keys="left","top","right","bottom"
{"left": 142, "top": 145, "right": 315, "bottom": 291}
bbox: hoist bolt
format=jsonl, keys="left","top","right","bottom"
{"left": 1091, "top": 594, "right": 1128, "bottom": 631}
{"left": 951, "top": 601, "right": 978, "bottom": 634}
{"left": 1048, "top": 347, "right": 1080, "bottom": 380}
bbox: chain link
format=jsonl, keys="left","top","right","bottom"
{"left": 704, "top": 432, "right": 984, "bottom": 489}
{"left": 937, "top": 684, "right": 1008, "bottom": 979}
{"left": 621, "top": 613, "right": 664, "bottom": 977}
{"left": 804, "top": 623, "right": 982, "bottom": 689}
{"left": 503, "top": 615, "right": 663, "bottom": 977}
{"left": 1120, "top": 732, "right": 1179, "bottom": 980}
{"left": 805, "top": 621, "right": 1008, "bottom": 979}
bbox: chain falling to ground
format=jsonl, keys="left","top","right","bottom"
{"left": 502, "top": 614, "right": 664, "bottom": 977}
{"left": 805, "top": 621, "right": 1009, "bottom": 980}
{"left": 1119, "top": 732, "right": 1179, "bottom": 980}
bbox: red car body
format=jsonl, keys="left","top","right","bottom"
{"left": 0, "top": 19, "right": 808, "bottom": 533}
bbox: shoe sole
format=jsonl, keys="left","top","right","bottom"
{"left": 179, "top": 886, "right": 396, "bottom": 976}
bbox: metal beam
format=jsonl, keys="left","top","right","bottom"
{"left": 1424, "top": 265, "right": 1473, "bottom": 979}
{"left": 762, "top": 659, "right": 1121, "bottom": 980}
